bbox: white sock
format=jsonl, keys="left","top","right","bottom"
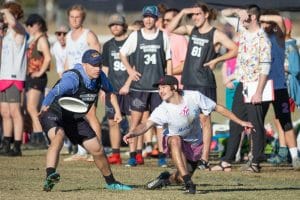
{"left": 289, "top": 147, "right": 298, "bottom": 160}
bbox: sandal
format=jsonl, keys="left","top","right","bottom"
{"left": 210, "top": 161, "right": 232, "bottom": 172}
{"left": 243, "top": 163, "right": 261, "bottom": 173}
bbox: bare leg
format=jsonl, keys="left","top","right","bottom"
{"left": 168, "top": 136, "right": 188, "bottom": 177}
{"left": 83, "top": 137, "right": 112, "bottom": 176}
{"left": 200, "top": 114, "right": 212, "bottom": 162}
{"left": 46, "top": 127, "right": 65, "bottom": 168}
{"left": 26, "top": 89, "right": 43, "bottom": 132}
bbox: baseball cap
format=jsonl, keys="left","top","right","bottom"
{"left": 108, "top": 13, "right": 126, "bottom": 26}
{"left": 82, "top": 49, "right": 102, "bottom": 66}
{"left": 153, "top": 75, "right": 179, "bottom": 88}
{"left": 55, "top": 24, "right": 69, "bottom": 34}
{"left": 142, "top": 5, "right": 159, "bottom": 18}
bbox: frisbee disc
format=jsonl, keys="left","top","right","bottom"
{"left": 58, "top": 97, "right": 88, "bottom": 113}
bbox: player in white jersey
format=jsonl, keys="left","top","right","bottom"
{"left": 123, "top": 75, "right": 253, "bottom": 194}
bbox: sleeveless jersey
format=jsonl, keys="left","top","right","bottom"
{"left": 182, "top": 27, "right": 218, "bottom": 89}
{"left": 49, "top": 69, "right": 101, "bottom": 120}
{"left": 65, "top": 29, "right": 90, "bottom": 69}
{"left": 0, "top": 29, "right": 27, "bottom": 81}
{"left": 132, "top": 30, "right": 166, "bottom": 91}
{"left": 103, "top": 38, "right": 129, "bottom": 91}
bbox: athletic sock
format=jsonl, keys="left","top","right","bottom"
{"left": 129, "top": 152, "right": 137, "bottom": 158}
{"left": 103, "top": 173, "right": 116, "bottom": 184}
{"left": 136, "top": 149, "right": 142, "bottom": 154}
{"left": 112, "top": 149, "right": 120, "bottom": 154}
{"left": 158, "top": 152, "right": 166, "bottom": 158}
{"left": 289, "top": 147, "right": 298, "bottom": 160}
{"left": 182, "top": 174, "right": 191, "bottom": 185}
{"left": 46, "top": 167, "right": 56, "bottom": 177}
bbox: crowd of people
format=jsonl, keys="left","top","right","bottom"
{"left": 0, "top": 1, "right": 299, "bottom": 194}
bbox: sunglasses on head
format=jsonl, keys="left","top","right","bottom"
{"left": 55, "top": 32, "right": 67, "bottom": 36}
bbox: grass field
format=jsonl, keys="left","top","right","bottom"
{"left": 0, "top": 149, "right": 299, "bottom": 200}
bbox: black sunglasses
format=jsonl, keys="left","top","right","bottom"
{"left": 55, "top": 32, "right": 67, "bottom": 36}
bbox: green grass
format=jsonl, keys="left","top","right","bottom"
{"left": 0, "top": 150, "right": 299, "bottom": 200}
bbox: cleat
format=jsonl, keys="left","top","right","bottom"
{"left": 125, "top": 157, "right": 137, "bottom": 167}
{"left": 158, "top": 157, "right": 167, "bottom": 168}
{"left": 43, "top": 172, "right": 60, "bottom": 192}
{"left": 105, "top": 182, "right": 132, "bottom": 191}
{"left": 108, "top": 154, "right": 122, "bottom": 165}
{"left": 145, "top": 171, "right": 171, "bottom": 190}
{"left": 136, "top": 153, "right": 144, "bottom": 165}
{"left": 184, "top": 180, "right": 196, "bottom": 194}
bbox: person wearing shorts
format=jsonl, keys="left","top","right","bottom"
{"left": 0, "top": 2, "right": 27, "bottom": 156}
{"left": 123, "top": 75, "right": 253, "bottom": 194}
{"left": 39, "top": 49, "right": 131, "bottom": 192}
{"left": 120, "top": 5, "right": 172, "bottom": 167}
{"left": 102, "top": 13, "right": 131, "bottom": 165}
{"left": 260, "top": 13, "right": 300, "bottom": 169}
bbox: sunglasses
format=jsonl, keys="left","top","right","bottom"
{"left": 55, "top": 32, "right": 67, "bottom": 36}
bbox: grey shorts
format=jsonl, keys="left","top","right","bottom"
{"left": 0, "top": 85, "right": 22, "bottom": 103}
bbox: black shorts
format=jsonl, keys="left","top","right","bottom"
{"left": 105, "top": 93, "right": 131, "bottom": 119}
{"left": 263, "top": 88, "right": 293, "bottom": 132}
{"left": 25, "top": 73, "right": 47, "bottom": 92}
{"left": 39, "top": 111, "right": 96, "bottom": 145}
{"left": 183, "top": 86, "right": 217, "bottom": 102}
{"left": 130, "top": 90, "right": 162, "bottom": 113}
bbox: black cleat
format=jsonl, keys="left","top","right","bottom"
{"left": 145, "top": 171, "right": 171, "bottom": 190}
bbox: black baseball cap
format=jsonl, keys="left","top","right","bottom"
{"left": 153, "top": 75, "right": 179, "bottom": 88}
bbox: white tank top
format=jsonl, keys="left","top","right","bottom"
{"left": 65, "top": 28, "right": 90, "bottom": 69}
{"left": 0, "top": 29, "right": 27, "bottom": 81}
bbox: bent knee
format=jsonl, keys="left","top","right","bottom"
{"left": 168, "top": 136, "right": 181, "bottom": 147}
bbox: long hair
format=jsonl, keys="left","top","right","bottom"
{"left": 194, "top": 2, "right": 217, "bottom": 21}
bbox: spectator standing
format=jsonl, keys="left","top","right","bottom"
{"left": 0, "top": 2, "right": 27, "bottom": 156}
{"left": 211, "top": 5, "right": 272, "bottom": 172}
{"left": 259, "top": 13, "right": 300, "bottom": 169}
{"left": 102, "top": 13, "right": 131, "bottom": 165}
{"left": 120, "top": 5, "right": 172, "bottom": 167}
{"left": 51, "top": 25, "right": 69, "bottom": 78}
{"left": 25, "top": 14, "right": 51, "bottom": 149}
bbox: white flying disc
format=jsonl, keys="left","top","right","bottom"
{"left": 58, "top": 97, "right": 88, "bottom": 113}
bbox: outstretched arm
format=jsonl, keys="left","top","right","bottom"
{"left": 123, "top": 120, "right": 155, "bottom": 144}
{"left": 215, "top": 104, "right": 253, "bottom": 132}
